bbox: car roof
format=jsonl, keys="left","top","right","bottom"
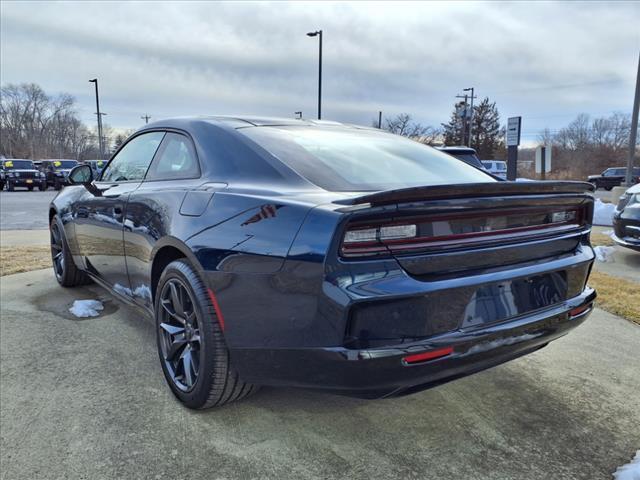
{"left": 141, "top": 115, "right": 379, "bottom": 131}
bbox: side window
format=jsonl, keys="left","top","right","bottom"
{"left": 101, "top": 132, "right": 165, "bottom": 182}
{"left": 145, "top": 133, "right": 200, "bottom": 181}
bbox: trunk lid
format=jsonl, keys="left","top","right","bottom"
{"left": 335, "top": 181, "right": 594, "bottom": 276}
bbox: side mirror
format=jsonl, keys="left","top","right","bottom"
{"left": 69, "top": 164, "right": 93, "bottom": 185}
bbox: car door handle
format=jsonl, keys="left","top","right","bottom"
{"left": 76, "top": 206, "right": 90, "bottom": 218}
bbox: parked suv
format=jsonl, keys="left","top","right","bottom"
{"left": 1, "top": 159, "right": 47, "bottom": 191}
{"left": 587, "top": 167, "right": 640, "bottom": 190}
{"left": 40, "top": 159, "right": 79, "bottom": 190}
{"left": 481, "top": 160, "right": 507, "bottom": 179}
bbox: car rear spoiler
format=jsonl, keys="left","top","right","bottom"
{"left": 333, "top": 181, "right": 595, "bottom": 206}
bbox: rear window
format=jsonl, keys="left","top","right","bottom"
{"left": 240, "top": 127, "right": 495, "bottom": 191}
{"left": 3, "top": 160, "right": 34, "bottom": 169}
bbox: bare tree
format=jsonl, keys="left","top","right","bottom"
{"left": 0, "top": 82, "right": 98, "bottom": 159}
{"left": 374, "top": 113, "right": 441, "bottom": 144}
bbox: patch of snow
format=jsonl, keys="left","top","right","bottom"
{"left": 133, "top": 284, "right": 152, "bottom": 301}
{"left": 594, "top": 245, "right": 616, "bottom": 262}
{"left": 113, "top": 283, "right": 132, "bottom": 297}
{"left": 594, "top": 198, "right": 615, "bottom": 226}
{"left": 613, "top": 450, "right": 640, "bottom": 480}
{"left": 515, "top": 177, "right": 535, "bottom": 182}
{"left": 601, "top": 229, "right": 614, "bottom": 237}
{"left": 69, "top": 299, "right": 104, "bottom": 318}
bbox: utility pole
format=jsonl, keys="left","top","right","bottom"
{"left": 141, "top": 114, "right": 151, "bottom": 124}
{"left": 378, "top": 111, "right": 383, "bottom": 129}
{"left": 464, "top": 87, "right": 476, "bottom": 148}
{"left": 306, "top": 30, "right": 323, "bottom": 119}
{"left": 625, "top": 51, "right": 640, "bottom": 187}
{"left": 89, "top": 78, "right": 104, "bottom": 159}
{"left": 456, "top": 93, "right": 469, "bottom": 145}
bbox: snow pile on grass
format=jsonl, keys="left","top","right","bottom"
{"left": 69, "top": 300, "right": 104, "bottom": 318}
{"left": 613, "top": 450, "right": 640, "bottom": 480}
{"left": 594, "top": 246, "right": 616, "bottom": 262}
{"left": 594, "top": 198, "right": 615, "bottom": 226}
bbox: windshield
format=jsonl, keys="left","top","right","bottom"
{"left": 240, "top": 127, "right": 495, "bottom": 191}
{"left": 3, "top": 160, "right": 34, "bottom": 170}
{"left": 495, "top": 162, "right": 507, "bottom": 171}
{"left": 50, "top": 160, "right": 78, "bottom": 169}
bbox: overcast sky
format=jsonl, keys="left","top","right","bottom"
{"left": 1, "top": 1, "right": 639, "bottom": 142}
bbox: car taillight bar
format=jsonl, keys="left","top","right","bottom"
{"left": 341, "top": 207, "right": 585, "bottom": 258}
{"left": 402, "top": 346, "right": 454, "bottom": 365}
{"left": 569, "top": 303, "right": 592, "bottom": 318}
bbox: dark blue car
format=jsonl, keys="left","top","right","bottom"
{"left": 49, "top": 116, "right": 596, "bottom": 409}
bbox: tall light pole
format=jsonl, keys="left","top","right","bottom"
{"left": 625, "top": 52, "right": 639, "bottom": 187}
{"left": 306, "top": 30, "right": 323, "bottom": 120}
{"left": 464, "top": 87, "right": 476, "bottom": 148}
{"left": 89, "top": 79, "right": 104, "bottom": 159}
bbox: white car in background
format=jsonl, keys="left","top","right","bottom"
{"left": 482, "top": 160, "right": 507, "bottom": 179}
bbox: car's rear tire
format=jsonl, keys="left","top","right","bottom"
{"left": 54, "top": 179, "right": 62, "bottom": 190}
{"left": 155, "top": 260, "right": 258, "bottom": 409}
{"left": 50, "top": 215, "right": 91, "bottom": 287}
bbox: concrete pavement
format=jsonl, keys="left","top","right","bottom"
{"left": 1, "top": 268, "right": 639, "bottom": 480}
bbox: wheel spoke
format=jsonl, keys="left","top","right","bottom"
{"left": 169, "top": 282, "right": 185, "bottom": 317}
{"left": 165, "top": 335, "right": 187, "bottom": 362}
{"left": 159, "top": 322, "right": 184, "bottom": 335}
{"left": 181, "top": 348, "right": 194, "bottom": 387}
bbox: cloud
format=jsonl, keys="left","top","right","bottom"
{"left": 1, "top": 0, "right": 638, "bottom": 138}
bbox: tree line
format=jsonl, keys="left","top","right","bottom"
{"left": 0, "top": 83, "right": 132, "bottom": 160}
{"left": 1, "top": 82, "right": 635, "bottom": 176}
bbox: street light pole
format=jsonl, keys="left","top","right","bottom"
{"left": 307, "top": 30, "right": 323, "bottom": 120}
{"left": 89, "top": 79, "right": 104, "bottom": 159}
{"left": 625, "top": 52, "right": 639, "bottom": 187}
{"left": 464, "top": 87, "right": 475, "bottom": 148}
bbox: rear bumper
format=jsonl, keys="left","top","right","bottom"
{"left": 231, "top": 287, "right": 596, "bottom": 397}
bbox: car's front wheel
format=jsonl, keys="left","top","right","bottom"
{"left": 50, "top": 215, "right": 91, "bottom": 287}
{"left": 155, "top": 260, "right": 258, "bottom": 409}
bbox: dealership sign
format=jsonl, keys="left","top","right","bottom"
{"left": 506, "top": 117, "right": 521, "bottom": 146}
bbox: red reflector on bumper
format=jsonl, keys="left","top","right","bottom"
{"left": 569, "top": 303, "right": 591, "bottom": 317}
{"left": 403, "top": 346, "right": 453, "bottom": 365}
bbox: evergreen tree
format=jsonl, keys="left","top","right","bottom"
{"left": 470, "top": 98, "right": 503, "bottom": 159}
{"left": 441, "top": 101, "right": 466, "bottom": 146}
{"left": 441, "top": 97, "right": 504, "bottom": 158}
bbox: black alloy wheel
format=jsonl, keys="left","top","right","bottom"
{"left": 158, "top": 278, "right": 202, "bottom": 392}
{"left": 155, "top": 260, "right": 258, "bottom": 409}
{"left": 49, "top": 215, "right": 91, "bottom": 287}
{"left": 50, "top": 221, "right": 65, "bottom": 281}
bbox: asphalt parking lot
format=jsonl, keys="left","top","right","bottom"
{"left": 1, "top": 268, "right": 639, "bottom": 480}
{"left": 0, "top": 190, "right": 58, "bottom": 230}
